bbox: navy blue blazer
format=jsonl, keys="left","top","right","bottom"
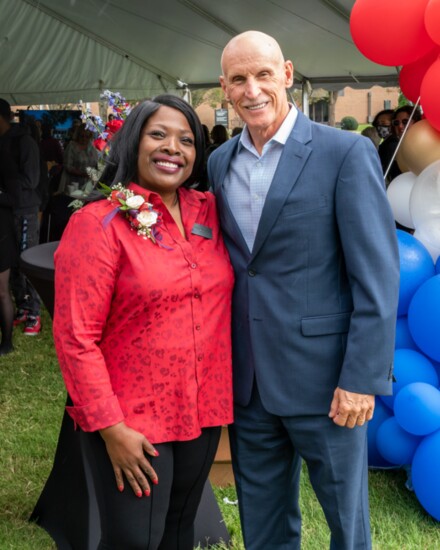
{"left": 208, "top": 111, "right": 400, "bottom": 416}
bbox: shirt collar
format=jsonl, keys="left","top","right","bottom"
{"left": 127, "top": 182, "right": 205, "bottom": 208}
{"left": 238, "top": 103, "right": 298, "bottom": 153}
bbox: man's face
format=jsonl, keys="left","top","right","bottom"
{"left": 220, "top": 37, "right": 293, "bottom": 141}
{"left": 392, "top": 111, "right": 414, "bottom": 138}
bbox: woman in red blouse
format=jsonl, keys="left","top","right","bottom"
{"left": 53, "top": 95, "right": 234, "bottom": 549}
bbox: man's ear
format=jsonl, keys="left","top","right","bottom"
{"left": 284, "top": 60, "right": 294, "bottom": 88}
{"left": 220, "top": 75, "right": 229, "bottom": 101}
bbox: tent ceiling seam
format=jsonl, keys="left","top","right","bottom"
{"left": 176, "top": 0, "right": 238, "bottom": 36}
{"left": 94, "top": 0, "right": 225, "bottom": 50}
{"left": 316, "top": 0, "right": 350, "bottom": 21}
{"left": 265, "top": 0, "right": 353, "bottom": 45}
{"left": 306, "top": 74, "right": 398, "bottom": 84}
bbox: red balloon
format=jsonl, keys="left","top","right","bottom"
{"left": 421, "top": 56, "right": 440, "bottom": 131}
{"left": 425, "top": 0, "right": 440, "bottom": 46}
{"left": 399, "top": 48, "right": 440, "bottom": 103}
{"left": 350, "top": 0, "right": 435, "bottom": 66}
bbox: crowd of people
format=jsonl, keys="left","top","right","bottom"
{"left": 0, "top": 29, "right": 412, "bottom": 549}
{"left": 360, "top": 105, "right": 422, "bottom": 186}
{"left": 0, "top": 102, "right": 103, "bottom": 352}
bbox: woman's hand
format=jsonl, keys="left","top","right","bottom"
{"left": 99, "top": 422, "right": 159, "bottom": 497}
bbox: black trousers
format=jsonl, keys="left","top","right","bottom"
{"left": 11, "top": 211, "right": 41, "bottom": 315}
{"left": 80, "top": 426, "right": 221, "bottom": 550}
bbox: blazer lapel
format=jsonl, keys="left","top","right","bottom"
{"left": 214, "top": 140, "right": 251, "bottom": 255}
{"left": 251, "top": 112, "right": 313, "bottom": 259}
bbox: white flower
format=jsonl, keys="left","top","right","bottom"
{"left": 99, "top": 183, "right": 161, "bottom": 244}
{"left": 126, "top": 195, "right": 145, "bottom": 209}
{"left": 137, "top": 210, "right": 158, "bottom": 227}
{"left": 86, "top": 167, "right": 102, "bottom": 184}
{"left": 136, "top": 210, "right": 157, "bottom": 227}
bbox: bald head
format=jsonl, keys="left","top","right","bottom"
{"left": 221, "top": 31, "right": 286, "bottom": 76}
{"left": 218, "top": 30, "right": 294, "bottom": 151}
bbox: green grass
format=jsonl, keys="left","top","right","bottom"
{"left": 1, "top": 310, "right": 440, "bottom": 549}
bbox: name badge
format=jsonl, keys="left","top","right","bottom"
{"left": 191, "top": 223, "right": 213, "bottom": 239}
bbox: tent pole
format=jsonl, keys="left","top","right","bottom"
{"left": 301, "top": 80, "right": 310, "bottom": 118}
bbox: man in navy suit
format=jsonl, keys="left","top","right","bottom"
{"left": 208, "top": 31, "right": 399, "bottom": 550}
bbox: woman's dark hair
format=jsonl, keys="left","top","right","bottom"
{"left": 372, "top": 109, "right": 394, "bottom": 127}
{"left": 101, "top": 94, "right": 205, "bottom": 188}
{"left": 231, "top": 126, "right": 243, "bottom": 137}
{"left": 201, "top": 124, "right": 211, "bottom": 147}
{"left": 72, "top": 123, "right": 92, "bottom": 143}
{"left": 210, "top": 124, "right": 229, "bottom": 145}
{"left": 392, "top": 105, "right": 422, "bottom": 122}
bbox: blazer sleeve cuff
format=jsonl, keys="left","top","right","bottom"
{"left": 338, "top": 363, "right": 394, "bottom": 397}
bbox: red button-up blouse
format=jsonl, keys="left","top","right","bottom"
{"left": 53, "top": 183, "right": 234, "bottom": 444}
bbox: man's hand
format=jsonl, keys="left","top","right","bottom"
{"left": 328, "top": 388, "right": 375, "bottom": 428}
{"left": 99, "top": 422, "right": 159, "bottom": 497}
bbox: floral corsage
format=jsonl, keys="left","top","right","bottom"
{"left": 101, "top": 183, "right": 161, "bottom": 243}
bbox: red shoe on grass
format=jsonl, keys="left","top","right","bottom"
{"left": 23, "top": 315, "right": 41, "bottom": 336}
{"left": 13, "top": 309, "right": 28, "bottom": 326}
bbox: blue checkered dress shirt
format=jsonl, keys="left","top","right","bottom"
{"left": 224, "top": 105, "right": 298, "bottom": 252}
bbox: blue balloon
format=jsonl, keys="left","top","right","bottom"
{"left": 436, "top": 255, "right": 440, "bottom": 275}
{"left": 395, "top": 317, "right": 418, "bottom": 350}
{"left": 431, "top": 360, "right": 440, "bottom": 385}
{"left": 408, "top": 275, "right": 440, "bottom": 362}
{"left": 412, "top": 429, "right": 440, "bottom": 521}
{"left": 367, "top": 398, "right": 394, "bottom": 468}
{"left": 381, "top": 349, "right": 438, "bottom": 410}
{"left": 397, "top": 230, "right": 435, "bottom": 317}
{"left": 394, "top": 382, "right": 440, "bottom": 436}
{"left": 376, "top": 417, "right": 421, "bottom": 465}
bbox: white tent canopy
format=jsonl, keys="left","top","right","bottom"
{"left": 0, "top": 0, "right": 399, "bottom": 105}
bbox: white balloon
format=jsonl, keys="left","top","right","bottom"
{"left": 386, "top": 172, "right": 416, "bottom": 229}
{"left": 410, "top": 160, "right": 440, "bottom": 230}
{"left": 414, "top": 219, "right": 440, "bottom": 262}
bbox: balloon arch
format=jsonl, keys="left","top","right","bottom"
{"left": 350, "top": 0, "right": 440, "bottom": 523}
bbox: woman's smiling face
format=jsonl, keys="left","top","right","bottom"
{"left": 136, "top": 105, "right": 196, "bottom": 196}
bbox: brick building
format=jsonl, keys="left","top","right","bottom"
{"left": 196, "top": 85, "right": 400, "bottom": 130}
{"left": 334, "top": 85, "right": 400, "bottom": 125}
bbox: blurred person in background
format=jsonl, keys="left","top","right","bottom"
{"left": 379, "top": 105, "right": 421, "bottom": 184}
{"left": 58, "top": 123, "right": 98, "bottom": 193}
{"left": 0, "top": 98, "right": 42, "bottom": 336}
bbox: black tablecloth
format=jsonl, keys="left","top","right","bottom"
{"left": 21, "top": 241, "right": 59, "bottom": 317}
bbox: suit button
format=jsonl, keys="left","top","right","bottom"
{"left": 248, "top": 269, "right": 256, "bottom": 277}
